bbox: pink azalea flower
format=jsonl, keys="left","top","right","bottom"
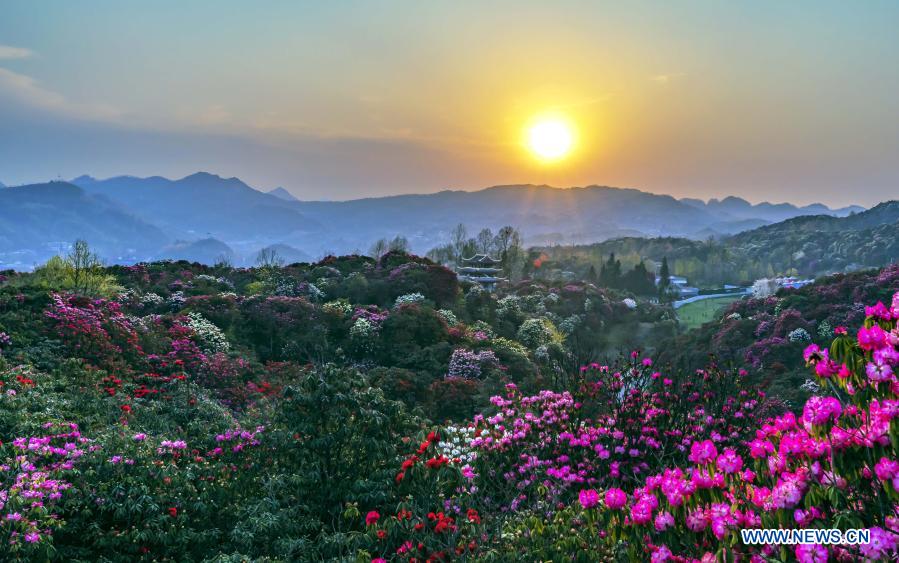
{"left": 716, "top": 448, "right": 744, "bottom": 474}
{"left": 689, "top": 440, "right": 718, "bottom": 464}
{"left": 578, "top": 488, "right": 600, "bottom": 509}
{"left": 858, "top": 325, "right": 889, "bottom": 351}
{"left": 654, "top": 511, "right": 674, "bottom": 531}
{"left": 604, "top": 488, "right": 627, "bottom": 510}
{"left": 795, "top": 544, "right": 828, "bottom": 563}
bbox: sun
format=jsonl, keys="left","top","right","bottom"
{"left": 526, "top": 117, "right": 574, "bottom": 162}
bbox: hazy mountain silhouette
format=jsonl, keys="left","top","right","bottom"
{"left": 267, "top": 187, "right": 299, "bottom": 202}
{"left": 72, "top": 172, "right": 321, "bottom": 240}
{"left": 0, "top": 173, "right": 877, "bottom": 268}
{"left": 723, "top": 201, "right": 899, "bottom": 274}
{"left": 160, "top": 238, "right": 235, "bottom": 265}
{"left": 679, "top": 195, "right": 863, "bottom": 222}
{"left": 0, "top": 182, "right": 168, "bottom": 268}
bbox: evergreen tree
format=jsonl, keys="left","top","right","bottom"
{"left": 599, "top": 253, "right": 622, "bottom": 288}
{"left": 658, "top": 256, "right": 671, "bottom": 300}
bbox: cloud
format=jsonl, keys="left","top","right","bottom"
{"left": 0, "top": 67, "right": 122, "bottom": 121}
{"left": 650, "top": 73, "right": 686, "bottom": 85}
{"left": 0, "top": 45, "right": 33, "bottom": 59}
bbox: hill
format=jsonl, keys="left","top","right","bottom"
{"left": 680, "top": 195, "right": 863, "bottom": 222}
{"left": 267, "top": 186, "right": 299, "bottom": 202}
{"left": 0, "top": 182, "right": 168, "bottom": 268}
{"left": 69, "top": 174, "right": 865, "bottom": 257}
{"left": 0, "top": 172, "right": 879, "bottom": 268}
{"left": 72, "top": 172, "right": 322, "bottom": 240}
{"left": 725, "top": 200, "right": 899, "bottom": 275}
{"left": 534, "top": 202, "right": 898, "bottom": 286}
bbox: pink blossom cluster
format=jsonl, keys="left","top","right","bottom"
{"left": 563, "top": 291, "right": 899, "bottom": 561}
{"left": 465, "top": 358, "right": 767, "bottom": 512}
{"left": 209, "top": 425, "right": 265, "bottom": 455}
{"left": 2, "top": 422, "right": 86, "bottom": 547}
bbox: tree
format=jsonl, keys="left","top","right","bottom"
{"left": 752, "top": 278, "right": 779, "bottom": 298}
{"left": 658, "top": 256, "right": 671, "bottom": 300}
{"left": 494, "top": 226, "right": 523, "bottom": 279}
{"left": 255, "top": 246, "right": 284, "bottom": 269}
{"left": 599, "top": 253, "right": 622, "bottom": 288}
{"left": 369, "top": 238, "right": 389, "bottom": 259}
{"left": 33, "top": 239, "right": 121, "bottom": 297}
{"left": 476, "top": 228, "right": 494, "bottom": 255}
{"left": 451, "top": 223, "right": 468, "bottom": 260}
{"left": 68, "top": 239, "right": 103, "bottom": 294}
{"left": 622, "top": 261, "right": 657, "bottom": 295}
{"left": 388, "top": 235, "right": 410, "bottom": 253}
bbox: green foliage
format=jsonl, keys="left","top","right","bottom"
{"left": 31, "top": 240, "right": 123, "bottom": 298}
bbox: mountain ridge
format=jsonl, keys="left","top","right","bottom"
{"left": 0, "top": 171, "right": 880, "bottom": 270}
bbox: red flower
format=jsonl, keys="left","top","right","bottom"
{"left": 365, "top": 510, "right": 380, "bottom": 526}
{"left": 466, "top": 508, "right": 480, "bottom": 524}
{"left": 168, "top": 507, "right": 177, "bottom": 517}
{"left": 425, "top": 455, "right": 449, "bottom": 469}
{"left": 376, "top": 529, "right": 387, "bottom": 540}
{"left": 120, "top": 404, "right": 132, "bottom": 413}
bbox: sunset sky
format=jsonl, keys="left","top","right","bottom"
{"left": 1, "top": 1, "right": 897, "bottom": 206}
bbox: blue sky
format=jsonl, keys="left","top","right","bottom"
{"left": 1, "top": 1, "right": 897, "bottom": 206}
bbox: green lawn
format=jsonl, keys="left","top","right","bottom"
{"left": 677, "top": 295, "right": 743, "bottom": 330}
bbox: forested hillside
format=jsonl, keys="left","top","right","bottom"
{"left": 535, "top": 201, "right": 899, "bottom": 287}
{"left": 1, "top": 246, "right": 897, "bottom": 560}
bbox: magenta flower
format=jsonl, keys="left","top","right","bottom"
{"left": 578, "top": 488, "right": 600, "bottom": 509}
{"left": 866, "top": 301, "right": 892, "bottom": 320}
{"left": 716, "top": 448, "right": 743, "bottom": 474}
{"left": 24, "top": 532, "right": 40, "bottom": 543}
{"left": 654, "top": 511, "right": 674, "bottom": 531}
{"left": 858, "top": 325, "right": 888, "bottom": 351}
{"left": 803, "top": 344, "right": 822, "bottom": 363}
{"left": 875, "top": 457, "right": 899, "bottom": 481}
{"left": 688, "top": 439, "right": 718, "bottom": 464}
{"left": 860, "top": 527, "right": 898, "bottom": 560}
{"left": 604, "top": 488, "right": 627, "bottom": 510}
{"left": 795, "top": 544, "right": 828, "bottom": 563}
{"left": 867, "top": 361, "right": 894, "bottom": 383}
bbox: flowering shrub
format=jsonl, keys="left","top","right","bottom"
{"left": 446, "top": 348, "right": 498, "bottom": 379}
{"left": 44, "top": 293, "right": 143, "bottom": 372}
{"left": 436, "top": 309, "right": 458, "bottom": 327}
{"left": 350, "top": 317, "right": 379, "bottom": 354}
{"left": 7, "top": 254, "right": 898, "bottom": 560}
{"left": 394, "top": 292, "right": 426, "bottom": 307}
{"left": 1, "top": 422, "right": 84, "bottom": 558}
{"left": 365, "top": 291, "right": 899, "bottom": 560}
{"left": 515, "top": 317, "right": 560, "bottom": 349}
{"left": 788, "top": 327, "right": 812, "bottom": 342}
{"left": 184, "top": 312, "right": 230, "bottom": 354}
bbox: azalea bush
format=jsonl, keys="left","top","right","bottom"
{"left": 5, "top": 252, "right": 899, "bottom": 561}
{"left": 363, "top": 291, "right": 899, "bottom": 561}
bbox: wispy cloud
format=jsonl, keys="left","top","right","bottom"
{"left": 650, "top": 72, "right": 686, "bottom": 85}
{"left": 0, "top": 67, "right": 122, "bottom": 121}
{"left": 0, "top": 45, "right": 34, "bottom": 59}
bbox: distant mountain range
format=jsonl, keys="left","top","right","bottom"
{"left": 0, "top": 172, "right": 881, "bottom": 270}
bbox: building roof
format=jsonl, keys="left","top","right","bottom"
{"left": 462, "top": 254, "right": 500, "bottom": 264}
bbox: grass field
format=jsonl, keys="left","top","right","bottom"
{"left": 677, "top": 295, "right": 743, "bottom": 330}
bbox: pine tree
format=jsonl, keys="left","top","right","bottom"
{"left": 659, "top": 257, "right": 671, "bottom": 289}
